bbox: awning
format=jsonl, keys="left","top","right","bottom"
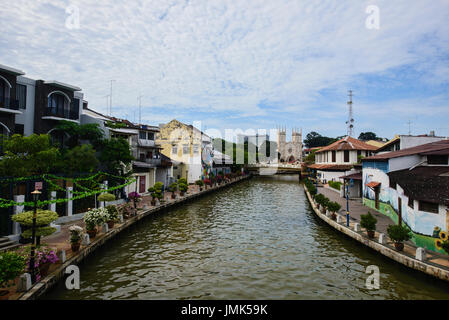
{"left": 365, "top": 181, "right": 381, "bottom": 188}
{"left": 340, "top": 172, "right": 362, "bottom": 180}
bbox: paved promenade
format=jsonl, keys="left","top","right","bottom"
{"left": 315, "top": 184, "right": 449, "bottom": 272}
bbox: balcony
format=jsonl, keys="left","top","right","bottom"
{"left": 0, "top": 98, "right": 21, "bottom": 114}
{"left": 138, "top": 139, "right": 156, "bottom": 148}
{"left": 42, "top": 106, "right": 79, "bottom": 122}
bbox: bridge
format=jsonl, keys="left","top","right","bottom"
{"left": 246, "top": 163, "right": 304, "bottom": 175}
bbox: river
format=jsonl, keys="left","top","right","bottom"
{"left": 44, "top": 175, "right": 449, "bottom": 299}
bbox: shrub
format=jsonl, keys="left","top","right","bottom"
{"left": 11, "top": 210, "right": 58, "bottom": 227}
{"left": 178, "top": 183, "right": 188, "bottom": 193}
{"left": 105, "top": 205, "right": 119, "bottom": 222}
{"left": 69, "top": 225, "right": 84, "bottom": 244}
{"left": 0, "top": 251, "right": 26, "bottom": 288}
{"left": 169, "top": 182, "right": 178, "bottom": 192}
{"left": 21, "top": 226, "right": 57, "bottom": 238}
{"left": 195, "top": 180, "right": 204, "bottom": 186}
{"left": 97, "top": 193, "right": 116, "bottom": 202}
{"left": 84, "top": 207, "right": 108, "bottom": 230}
{"left": 360, "top": 212, "right": 377, "bottom": 231}
{"left": 327, "top": 201, "right": 341, "bottom": 213}
{"left": 314, "top": 194, "right": 326, "bottom": 205}
{"left": 328, "top": 181, "right": 341, "bottom": 191}
{"left": 128, "top": 192, "right": 141, "bottom": 201}
{"left": 178, "top": 178, "right": 187, "bottom": 185}
{"left": 154, "top": 182, "right": 164, "bottom": 191}
{"left": 387, "top": 225, "right": 411, "bottom": 242}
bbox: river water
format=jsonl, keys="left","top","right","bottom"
{"left": 44, "top": 175, "right": 449, "bottom": 299}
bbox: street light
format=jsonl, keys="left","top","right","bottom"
{"left": 346, "top": 183, "right": 350, "bottom": 227}
{"left": 29, "top": 189, "right": 41, "bottom": 284}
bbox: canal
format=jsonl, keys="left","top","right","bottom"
{"left": 45, "top": 175, "right": 449, "bottom": 299}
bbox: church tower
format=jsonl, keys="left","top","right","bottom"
{"left": 277, "top": 126, "right": 286, "bottom": 162}
{"left": 292, "top": 128, "right": 303, "bottom": 162}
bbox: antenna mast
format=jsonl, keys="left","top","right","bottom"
{"left": 346, "top": 90, "right": 354, "bottom": 137}
{"left": 137, "top": 95, "right": 143, "bottom": 124}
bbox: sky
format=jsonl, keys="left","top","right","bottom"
{"left": 1, "top": 0, "right": 449, "bottom": 141}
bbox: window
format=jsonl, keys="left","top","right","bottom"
{"left": 418, "top": 200, "right": 439, "bottom": 214}
{"left": 357, "top": 150, "right": 361, "bottom": 157}
{"left": 16, "top": 84, "right": 26, "bottom": 109}
{"left": 183, "top": 144, "right": 190, "bottom": 155}
{"left": 139, "top": 153, "right": 145, "bottom": 161}
{"left": 408, "top": 197, "right": 414, "bottom": 209}
{"left": 14, "top": 124, "right": 24, "bottom": 135}
{"left": 193, "top": 144, "right": 199, "bottom": 154}
{"left": 146, "top": 151, "right": 152, "bottom": 159}
{"left": 389, "top": 179, "right": 396, "bottom": 189}
{"left": 332, "top": 151, "right": 336, "bottom": 162}
{"left": 48, "top": 93, "right": 69, "bottom": 117}
{"left": 172, "top": 145, "right": 177, "bottom": 155}
{"left": 0, "top": 78, "right": 10, "bottom": 105}
{"left": 344, "top": 150, "right": 350, "bottom": 162}
{"left": 139, "top": 131, "right": 147, "bottom": 140}
{"left": 147, "top": 132, "right": 154, "bottom": 140}
{"left": 427, "top": 155, "right": 448, "bottom": 165}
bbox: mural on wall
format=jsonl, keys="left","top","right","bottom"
{"left": 201, "top": 147, "right": 213, "bottom": 179}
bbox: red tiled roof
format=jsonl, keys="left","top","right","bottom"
{"left": 340, "top": 172, "right": 362, "bottom": 180}
{"left": 363, "top": 139, "right": 449, "bottom": 161}
{"left": 316, "top": 136, "right": 377, "bottom": 153}
{"left": 365, "top": 181, "right": 381, "bottom": 188}
{"left": 307, "top": 163, "right": 353, "bottom": 171}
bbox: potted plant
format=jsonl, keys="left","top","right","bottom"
{"left": 314, "top": 194, "right": 325, "bottom": 209}
{"left": 69, "top": 225, "right": 84, "bottom": 252}
{"left": 327, "top": 201, "right": 341, "bottom": 221}
{"left": 105, "top": 205, "right": 119, "bottom": 228}
{"left": 169, "top": 182, "right": 178, "bottom": 199}
{"left": 387, "top": 224, "right": 411, "bottom": 251}
{"left": 195, "top": 180, "right": 204, "bottom": 191}
{"left": 34, "top": 246, "right": 59, "bottom": 278}
{"left": 98, "top": 192, "right": 116, "bottom": 207}
{"left": 178, "top": 182, "right": 188, "bottom": 196}
{"left": 12, "top": 210, "right": 58, "bottom": 245}
{"left": 128, "top": 192, "right": 141, "bottom": 210}
{"left": 0, "top": 251, "right": 26, "bottom": 297}
{"left": 360, "top": 212, "right": 377, "bottom": 238}
{"left": 83, "top": 207, "right": 107, "bottom": 238}
{"left": 321, "top": 197, "right": 330, "bottom": 214}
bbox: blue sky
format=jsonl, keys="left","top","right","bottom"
{"left": 1, "top": 0, "right": 449, "bottom": 141}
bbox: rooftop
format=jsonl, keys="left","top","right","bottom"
{"left": 363, "top": 139, "right": 449, "bottom": 161}
{"left": 316, "top": 136, "right": 377, "bottom": 153}
{"left": 388, "top": 166, "right": 449, "bottom": 205}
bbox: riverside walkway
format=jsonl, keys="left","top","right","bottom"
{"left": 306, "top": 184, "right": 449, "bottom": 281}
{"left": 3, "top": 176, "right": 250, "bottom": 300}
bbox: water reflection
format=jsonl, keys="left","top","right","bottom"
{"left": 44, "top": 175, "right": 449, "bottom": 300}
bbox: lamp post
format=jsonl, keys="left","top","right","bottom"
{"left": 29, "top": 189, "right": 41, "bottom": 284}
{"left": 346, "top": 183, "right": 350, "bottom": 227}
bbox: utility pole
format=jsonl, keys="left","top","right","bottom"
{"left": 137, "top": 94, "right": 143, "bottom": 124}
{"left": 346, "top": 90, "right": 354, "bottom": 137}
{"left": 104, "top": 94, "right": 110, "bottom": 114}
{"left": 109, "top": 80, "right": 116, "bottom": 116}
{"left": 407, "top": 120, "right": 412, "bottom": 135}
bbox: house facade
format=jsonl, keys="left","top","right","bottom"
{"left": 309, "top": 136, "right": 377, "bottom": 183}
{"left": 362, "top": 139, "right": 449, "bottom": 253}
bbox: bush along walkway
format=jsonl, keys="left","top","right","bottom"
{"left": 2, "top": 175, "right": 250, "bottom": 300}
{"left": 304, "top": 183, "right": 449, "bottom": 282}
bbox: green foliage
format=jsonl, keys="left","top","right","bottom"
{"left": 104, "top": 120, "right": 127, "bottom": 129}
{"left": 105, "top": 205, "right": 120, "bottom": 222}
{"left": 149, "top": 182, "right": 164, "bottom": 199}
{"left": 154, "top": 182, "right": 164, "bottom": 190}
{"left": 442, "top": 240, "right": 449, "bottom": 255}
{"left": 178, "top": 178, "right": 187, "bottom": 185}
{"left": 99, "top": 138, "right": 133, "bottom": 175}
{"left": 360, "top": 212, "right": 377, "bottom": 231}
{"left": 387, "top": 224, "right": 411, "bottom": 242}
{"left": 0, "top": 251, "right": 26, "bottom": 288}
{"left": 54, "top": 120, "right": 104, "bottom": 149}
{"left": 178, "top": 183, "right": 188, "bottom": 192}
{"left": 58, "top": 144, "right": 99, "bottom": 174}
{"left": 357, "top": 155, "right": 365, "bottom": 164}
{"left": 11, "top": 210, "right": 58, "bottom": 227}
{"left": 98, "top": 193, "right": 116, "bottom": 202}
{"left": 21, "top": 226, "right": 57, "bottom": 238}
{"left": 0, "top": 134, "right": 60, "bottom": 177}
{"left": 304, "top": 132, "right": 337, "bottom": 148}
{"left": 327, "top": 201, "right": 341, "bottom": 213}
{"left": 328, "top": 181, "right": 341, "bottom": 191}
{"left": 195, "top": 180, "right": 204, "bottom": 186}
{"left": 169, "top": 182, "right": 178, "bottom": 192}
{"left": 358, "top": 132, "right": 378, "bottom": 141}
{"left": 84, "top": 207, "right": 108, "bottom": 230}
{"left": 314, "top": 193, "right": 326, "bottom": 205}
{"left": 304, "top": 149, "right": 317, "bottom": 164}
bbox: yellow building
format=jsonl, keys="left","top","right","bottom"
{"left": 156, "top": 119, "right": 213, "bottom": 183}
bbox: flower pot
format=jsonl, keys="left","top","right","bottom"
{"left": 180, "top": 192, "right": 185, "bottom": 197}
{"left": 394, "top": 242, "right": 404, "bottom": 251}
{"left": 107, "top": 221, "right": 115, "bottom": 229}
{"left": 87, "top": 228, "right": 97, "bottom": 239}
{"left": 71, "top": 242, "right": 81, "bottom": 252}
{"left": 39, "top": 262, "right": 51, "bottom": 278}
{"left": 367, "top": 230, "right": 375, "bottom": 239}
{"left": 171, "top": 194, "right": 176, "bottom": 199}
{"left": 151, "top": 199, "right": 156, "bottom": 206}
{"left": 199, "top": 187, "right": 203, "bottom": 191}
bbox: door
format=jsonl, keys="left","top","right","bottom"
{"left": 139, "top": 176, "right": 146, "bottom": 193}
{"left": 398, "top": 197, "right": 402, "bottom": 226}
{"left": 375, "top": 187, "right": 379, "bottom": 209}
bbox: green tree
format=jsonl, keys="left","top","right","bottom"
{"left": 358, "top": 132, "right": 378, "bottom": 141}
{"left": 99, "top": 138, "right": 134, "bottom": 176}
{"left": 304, "top": 131, "right": 337, "bottom": 148}
{"left": 0, "top": 134, "right": 60, "bottom": 177}
{"left": 58, "top": 144, "right": 100, "bottom": 174}
{"left": 54, "top": 120, "right": 104, "bottom": 149}
{"left": 304, "top": 149, "right": 317, "bottom": 164}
